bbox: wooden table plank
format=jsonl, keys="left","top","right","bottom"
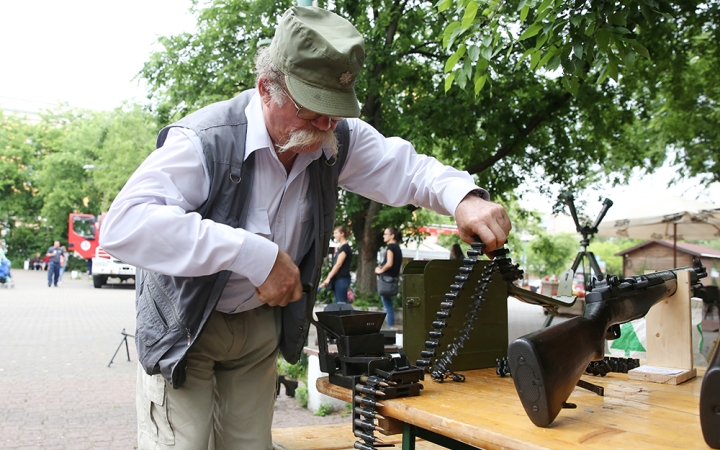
{"left": 317, "top": 368, "right": 706, "bottom": 449}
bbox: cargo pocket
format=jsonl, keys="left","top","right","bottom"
{"left": 137, "top": 367, "right": 175, "bottom": 447}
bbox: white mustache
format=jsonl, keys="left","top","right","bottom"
{"left": 276, "top": 129, "right": 338, "bottom": 156}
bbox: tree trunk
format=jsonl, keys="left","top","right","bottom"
{"left": 351, "top": 199, "right": 383, "bottom": 294}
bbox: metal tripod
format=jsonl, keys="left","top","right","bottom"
{"left": 108, "top": 328, "right": 135, "bottom": 368}
{"left": 562, "top": 193, "right": 613, "bottom": 284}
{"left": 543, "top": 194, "right": 613, "bottom": 328}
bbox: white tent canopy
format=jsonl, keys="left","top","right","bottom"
{"left": 399, "top": 240, "right": 450, "bottom": 260}
{"left": 597, "top": 195, "right": 720, "bottom": 241}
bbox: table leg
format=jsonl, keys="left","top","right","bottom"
{"left": 404, "top": 424, "right": 480, "bottom": 449}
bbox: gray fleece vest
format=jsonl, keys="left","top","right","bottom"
{"left": 135, "top": 89, "right": 348, "bottom": 388}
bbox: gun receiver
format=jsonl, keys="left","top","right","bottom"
{"left": 508, "top": 261, "right": 707, "bottom": 427}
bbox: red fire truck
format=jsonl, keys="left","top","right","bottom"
{"left": 67, "top": 213, "right": 136, "bottom": 288}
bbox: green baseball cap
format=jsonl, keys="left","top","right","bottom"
{"left": 270, "top": 6, "right": 365, "bottom": 118}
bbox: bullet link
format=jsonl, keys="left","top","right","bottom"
{"left": 354, "top": 418, "right": 386, "bottom": 433}
{"left": 355, "top": 384, "right": 385, "bottom": 397}
{"left": 354, "top": 395, "right": 384, "bottom": 408}
{"left": 359, "top": 375, "right": 393, "bottom": 387}
{"left": 353, "top": 429, "right": 384, "bottom": 444}
{"left": 353, "top": 406, "right": 385, "bottom": 420}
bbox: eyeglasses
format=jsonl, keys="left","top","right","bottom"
{"left": 283, "top": 88, "right": 345, "bottom": 122}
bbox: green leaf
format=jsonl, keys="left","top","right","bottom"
{"left": 444, "top": 72, "right": 456, "bottom": 93}
{"left": 474, "top": 74, "right": 487, "bottom": 95}
{"left": 520, "top": 5, "right": 530, "bottom": 22}
{"left": 547, "top": 54, "right": 561, "bottom": 71}
{"left": 437, "top": 0, "right": 453, "bottom": 12}
{"left": 519, "top": 23, "right": 543, "bottom": 41}
{"left": 445, "top": 52, "right": 461, "bottom": 73}
{"left": 456, "top": 67, "right": 468, "bottom": 90}
{"left": 462, "top": 2, "right": 479, "bottom": 30}
{"left": 535, "top": 31, "right": 548, "bottom": 49}
{"left": 530, "top": 48, "right": 542, "bottom": 69}
{"left": 537, "top": 0, "right": 553, "bottom": 16}
{"left": 573, "top": 43, "right": 583, "bottom": 60}
{"left": 468, "top": 45, "right": 481, "bottom": 62}
{"left": 537, "top": 49, "right": 556, "bottom": 69}
{"left": 480, "top": 45, "right": 493, "bottom": 60}
{"left": 516, "top": 48, "right": 535, "bottom": 67}
{"left": 607, "top": 58, "right": 619, "bottom": 82}
{"left": 595, "top": 27, "right": 610, "bottom": 51}
{"left": 632, "top": 43, "right": 650, "bottom": 59}
{"left": 443, "top": 22, "right": 462, "bottom": 48}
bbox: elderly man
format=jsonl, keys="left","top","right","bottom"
{"left": 101, "top": 6, "right": 511, "bottom": 450}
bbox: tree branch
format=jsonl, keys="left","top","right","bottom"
{"left": 464, "top": 92, "right": 573, "bottom": 175}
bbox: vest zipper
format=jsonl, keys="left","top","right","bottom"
{"left": 150, "top": 272, "right": 193, "bottom": 346}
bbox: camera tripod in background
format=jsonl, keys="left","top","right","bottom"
{"left": 108, "top": 328, "right": 135, "bottom": 368}
{"left": 561, "top": 192, "right": 613, "bottom": 285}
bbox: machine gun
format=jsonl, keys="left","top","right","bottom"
{"left": 507, "top": 260, "right": 707, "bottom": 427}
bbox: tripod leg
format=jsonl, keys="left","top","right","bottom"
{"left": 108, "top": 337, "right": 126, "bottom": 368}
{"left": 570, "top": 252, "right": 584, "bottom": 274}
{"left": 124, "top": 335, "right": 131, "bottom": 362}
{"left": 586, "top": 252, "right": 604, "bottom": 281}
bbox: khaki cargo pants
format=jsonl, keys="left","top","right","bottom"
{"left": 136, "top": 304, "right": 281, "bottom": 450}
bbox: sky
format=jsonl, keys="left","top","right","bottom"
{"left": 2, "top": 0, "right": 718, "bottom": 213}
{"left": 0, "top": 0, "right": 196, "bottom": 111}
{"left": 517, "top": 159, "right": 720, "bottom": 219}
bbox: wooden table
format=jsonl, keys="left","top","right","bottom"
{"left": 317, "top": 368, "right": 707, "bottom": 449}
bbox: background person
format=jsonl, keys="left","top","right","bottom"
{"left": 450, "top": 243, "right": 464, "bottom": 260}
{"left": 100, "top": 7, "right": 511, "bottom": 450}
{"left": 58, "top": 246, "right": 68, "bottom": 283}
{"left": 45, "top": 241, "right": 63, "bottom": 287}
{"left": 30, "top": 252, "right": 44, "bottom": 270}
{"left": 320, "top": 226, "right": 352, "bottom": 303}
{"left": 375, "top": 227, "right": 403, "bottom": 327}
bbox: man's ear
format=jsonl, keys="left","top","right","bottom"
{"left": 257, "top": 78, "right": 272, "bottom": 105}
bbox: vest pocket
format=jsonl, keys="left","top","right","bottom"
{"left": 137, "top": 274, "right": 169, "bottom": 348}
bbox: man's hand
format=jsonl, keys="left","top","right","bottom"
{"left": 455, "top": 193, "right": 512, "bottom": 252}
{"left": 255, "top": 250, "right": 303, "bottom": 307}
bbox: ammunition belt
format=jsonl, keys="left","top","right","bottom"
{"left": 352, "top": 370, "right": 423, "bottom": 449}
{"left": 415, "top": 241, "right": 523, "bottom": 382}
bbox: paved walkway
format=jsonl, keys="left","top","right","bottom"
{"left": 0, "top": 269, "right": 137, "bottom": 449}
{"left": 0, "top": 269, "right": 348, "bottom": 449}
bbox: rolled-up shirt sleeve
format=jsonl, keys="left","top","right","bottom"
{"left": 100, "top": 128, "right": 277, "bottom": 286}
{"left": 339, "top": 119, "right": 487, "bottom": 216}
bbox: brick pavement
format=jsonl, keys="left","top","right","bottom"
{"left": 0, "top": 269, "right": 348, "bottom": 449}
{"left": 0, "top": 269, "right": 137, "bottom": 449}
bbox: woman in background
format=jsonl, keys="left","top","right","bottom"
{"left": 375, "top": 227, "right": 403, "bottom": 327}
{"left": 321, "top": 226, "right": 353, "bottom": 303}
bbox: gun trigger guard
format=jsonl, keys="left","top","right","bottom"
{"left": 606, "top": 324, "right": 621, "bottom": 340}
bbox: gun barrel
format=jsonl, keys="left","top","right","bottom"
{"left": 507, "top": 284, "right": 576, "bottom": 308}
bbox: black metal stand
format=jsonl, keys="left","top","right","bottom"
{"left": 108, "top": 328, "right": 135, "bottom": 368}
{"left": 562, "top": 193, "right": 613, "bottom": 283}
{"left": 544, "top": 193, "right": 613, "bottom": 327}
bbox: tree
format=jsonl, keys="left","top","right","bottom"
{"left": 137, "top": 0, "right": 718, "bottom": 294}
{"left": 438, "top": 0, "right": 719, "bottom": 187}
{"left": 528, "top": 231, "right": 578, "bottom": 277}
{"left": 0, "top": 106, "right": 157, "bottom": 263}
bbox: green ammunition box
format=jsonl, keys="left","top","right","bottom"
{"left": 402, "top": 259, "right": 508, "bottom": 371}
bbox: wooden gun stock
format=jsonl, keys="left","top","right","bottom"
{"left": 508, "top": 316, "right": 606, "bottom": 427}
{"left": 701, "top": 345, "right": 720, "bottom": 448}
{"left": 508, "top": 263, "right": 706, "bottom": 427}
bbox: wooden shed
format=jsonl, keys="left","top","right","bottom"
{"left": 615, "top": 240, "right": 720, "bottom": 286}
